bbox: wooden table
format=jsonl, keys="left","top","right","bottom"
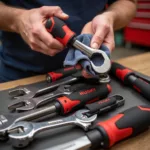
{"left": 0, "top": 52, "right": 150, "bottom": 150}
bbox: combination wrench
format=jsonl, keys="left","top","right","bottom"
{"left": 8, "top": 109, "right": 97, "bottom": 148}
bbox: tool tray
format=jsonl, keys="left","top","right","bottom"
{"left": 0, "top": 73, "right": 150, "bottom": 150}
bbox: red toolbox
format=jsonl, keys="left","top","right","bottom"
{"left": 124, "top": 0, "right": 150, "bottom": 47}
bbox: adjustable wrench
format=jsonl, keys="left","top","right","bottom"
{"left": 46, "top": 17, "right": 111, "bottom": 74}
{"left": 0, "top": 84, "right": 111, "bottom": 139}
{"left": 8, "top": 109, "right": 97, "bottom": 148}
{"left": 8, "top": 83, "right": 86, "bottom": 111}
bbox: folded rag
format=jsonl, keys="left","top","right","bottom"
{"left": 64, "top": 34, "right": 110, "bottom": 77}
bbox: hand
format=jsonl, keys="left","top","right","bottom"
{"left": 16, "top": 6, "right": 69, "bottom": 56}
{"left": 81, "top": 12, "right": 115, "bottom": 51}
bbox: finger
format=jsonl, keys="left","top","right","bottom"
{"left": 40, "top": 6, "right": 69, "bottom": 20}
{"left": 103, "top": 31, "right": 115, "bottom": 52}
{"left": 32, "top": 24, "right": 64, "bottom": 50}
{"left": 91, "top": 26, "right": 109, "bottom": 49}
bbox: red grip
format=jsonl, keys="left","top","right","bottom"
{"left": 97, "top": 105, "right": 150, "bottom": 148}
{"left": 46, "top": 64, "right": 82, "bottom": 82}
{"left": 45, "top": 17, "right": 75, "bottom": 46}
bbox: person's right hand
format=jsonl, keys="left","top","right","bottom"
{"left": 16, "top": 6, "right": 69, "bottom": 56}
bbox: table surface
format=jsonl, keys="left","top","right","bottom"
{"left": 0, "top": 52, "right": 150, "bottom": 150}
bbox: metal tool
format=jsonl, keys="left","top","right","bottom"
{"left": 8, "top": 83, "right": 111, "bottom": 112}
{"left": 0, "top": 84, "right": 111, "bottom": 139}
{"left": 8, "top": 84, "right": 75, "bottom": 111}
{"left": 111, "top": 62, "right": 150, "bottom": 100}
{"left": 46, "top": 17, "right": 111, "bottom": 74}
{"left": 47, "top": 105, "right": 150, "bottom": 150}
{"left": 8, "top": 109, "right": 97, "bottom": 148}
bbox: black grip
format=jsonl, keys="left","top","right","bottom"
{"left": 85, "top": 95, "right": 119, "bottom": 115}
{"left": 46, "top": 65, "right": 82, "bottom": 82}
{"left": 56, "top": 84, "right": 111, "bottom": 115}
{"left": 45, "top": 17, "right": 75, "bottom": 46}
{"left": 97, "top": 105, "right": 150, "bottom": 148}
{"left": 128, "top": 75, "right": 150, "bottom": 100}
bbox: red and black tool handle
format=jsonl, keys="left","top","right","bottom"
{"left": 111, "top": 62, "right": 150, "bottom": 100}
{"left": 46, "top": 64, "right": 82, "bottom": 82}
{"left": 45, "top": 17, "right": 76, "bottom": 46}
{"left": 110, "top": 62, "right": 134, "bottom": 83}
{"left": 55, "top": 84, "right": 111, "bottom": 115}
{"left": 87, "top": 105, "right": 150, "bottom": 149}
{"left": 85, "top": 95, "right": 124, "bottom": 116}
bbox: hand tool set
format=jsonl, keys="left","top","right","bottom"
{"left": 110, "top": 62, "right": 150, "bottom": 100}
{"left": 0, "top": 18, "right": 150, "bottom": 150}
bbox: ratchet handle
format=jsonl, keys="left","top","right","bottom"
{"left": 128, "top": 76, "right": 150, "bottom": 100}
{"left": 111, "top": 62, "right": 134, "bottom": 83}
{"left": 45, "top": 17, "right": 76, "bottom": 46}
{"left": 97, "top": 105, "right": 150, "bottom": 148}
{"left": 56, "top": 84, "right": 111, "bottom": 115}
{"left": 46, "top": 64, "right": 82, "bottom": 82}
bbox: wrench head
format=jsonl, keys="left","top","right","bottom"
{"left": 90, "top": 50, "right": 111, "bottom": 74}
{"left": 8, "top": 121, "right": 34, "bottom": 148}
{"left": 74, "top": 109, "right": 97, "bottom": 131}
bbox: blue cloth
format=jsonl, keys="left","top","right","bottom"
{"left": 0, "top": 0, "right": 108, "bottom": 82}
{"left": 64, "top": 34, "right": 110, "bottom": 77}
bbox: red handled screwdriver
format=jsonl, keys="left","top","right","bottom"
{"left": 46, "top": 64, "right": 82, "bottom": 83}
{"left": 110, "top": 62, "right": 150, "bottom": 100}
{"left": 49, "top": 105, "right": 150, "bottom": 150}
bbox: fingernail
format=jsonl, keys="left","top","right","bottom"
{"left": 91, "top": 42, "right": 99, "bottom": 49}
{"left": 62, "top": 12, "right": 69, "bottom": 17}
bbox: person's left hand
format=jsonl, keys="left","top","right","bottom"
{"left": 81, "top": 12, "right": 115, "bottom": 51}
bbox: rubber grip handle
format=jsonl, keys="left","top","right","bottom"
{"left": 45, "top": 17, "right": 75, "bottom": 46}
{"left": 46, "top": 64, "right": 82, "bottom": 82}
{"left": 128, "top": 76, "right": 150, "bottom": 100}
{"left": 110, "top": 62, "right": 134, "bottom": 82}
{"left": 97, "top": 105, "right": 150, "bottom": 148}
{"left": 57, "top": 84, "right": 111, "bottom": 115}
{"left": 85, "top": 96, "right": 117, "bottom": 114}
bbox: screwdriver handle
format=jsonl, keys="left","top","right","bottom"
{"left": 45, "top": 17, "right": 76, "bottom": 46}
{"left": 110, "top": 62, "right": 134, "bottom": 83}
{"left": 128, "top": 76, "right": 150, "bottom": 100}
{"left": 56, "top": 84, "right": 111, "bottom": 115}
{"left": 46, "top": 64, "right": 82, "bottom": 82}
{"left": 97, "top": 105, "right": 150, "bottom": 148}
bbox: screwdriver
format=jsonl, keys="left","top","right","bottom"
{"left": 45, "top": 17, "right": 111, "bottom": 74}
{"left": 110, "top": 62, "right": 150, "bottom": 100}
{"left": 48, "top": 105, "right": 150, "bottom": 150}
{"left": 46, "top": 64, "right": 82, "bottom": 83}
{"left": 41, "top": 83, "right": 111, "bottom": 115}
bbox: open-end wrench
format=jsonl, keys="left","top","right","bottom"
{"left": 8, "top": 83, "right": 86, "bottom": 111}
{"left": 8, "top": 75, "right": 81, "bottom": 99}
{"left": 8, "top": 109, "right": 97, "bottom": 148}
{"left": 46, "top": 17, "right": 111, "bottom": 74}
{"left": 0, "top": 84, "right": 111, "bottom": 139}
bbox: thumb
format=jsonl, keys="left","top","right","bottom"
{"left": 91, "top": 27, "right": 106, "bottom": 49}
{"left": 40, "top": 6, "right": 69, "bottom": 20}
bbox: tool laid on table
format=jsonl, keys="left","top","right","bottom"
{"left": 8, "top": 109, "right": 97, "bottom": 148}
{"left": 8, "top": 83, "right": 89, "bottom": 111}
{"left": 110, "top": 62, "right": 150, "bottom": 100}
{"left": 0, "top": 84, "right": 111, "bottom": 139}
{"left": 8, "top": 95, "right": 124, "bottom": 148}
{"left": 45, "top": 17, "right": 111, "bottom": 74}
{"left": 46, "top": 64, "right": 81, "bottom": 83}
{"left": 48, "top": 105, "right": 150, "bottom": 150}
